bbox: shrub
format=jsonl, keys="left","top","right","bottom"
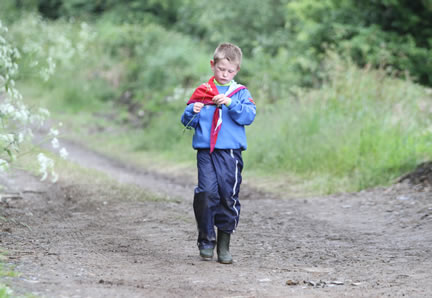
{"left": 246, "top": 55, "right": 432, "bottom": 192}
{"left": 0, "top": 18, "right": 68, "bottom": 181}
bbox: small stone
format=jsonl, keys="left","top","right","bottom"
{"left": 306, "top": 280, "right": 316, "bottom": 287}
{"left": 330, "top": 280, "right": 344, "bottom": 285}
{"left": 286, "top": 280, "right": 299, "bottom": 286}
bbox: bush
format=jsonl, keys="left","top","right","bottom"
{"left": 246, "top": 55, "right": 432, "bottom": 193}
{"left": 285, "top": 0, "right": 432, "bottom": 86}
{"left": 95, "top": 21, "right": 210, "bottom": 114}
{"left": 0, "top": 17, "right": 67, "bottom": 181}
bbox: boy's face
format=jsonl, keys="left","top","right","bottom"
{"left": 211, "top": 59, "right": 239, "bottom": 85}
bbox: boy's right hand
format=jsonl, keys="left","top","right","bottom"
{"left": 193, "top": 102, "right": 204, "bottom": 113}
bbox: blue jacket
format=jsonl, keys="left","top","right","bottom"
{"left": 181, "top": 82, "right": 256, "bottom": 150}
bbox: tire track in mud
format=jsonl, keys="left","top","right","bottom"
{"left": 1, "top": 139, "right": 432, "bottom": 297}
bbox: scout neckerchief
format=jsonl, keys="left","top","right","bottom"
{"left": 187, "top": 76, "right": 246, "bottom": 153}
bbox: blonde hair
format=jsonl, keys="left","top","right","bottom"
{"left": 213, "top": 43, "right": 243, "bottom": 68}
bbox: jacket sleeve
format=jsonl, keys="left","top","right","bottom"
{"left": 227, "top": 89, "right": 256, "bottom": 126}
{"left": 181, "top": 103, "right": 200, "bottom": 129}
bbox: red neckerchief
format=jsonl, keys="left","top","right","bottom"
{"left": 187, "top": 76, "right": 246, "bottom": 153}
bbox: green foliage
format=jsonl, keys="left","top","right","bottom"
{"left": 5, "top": 7, "right": 432, "bottom": 194}
{"left": 246, "top": 56, "right": 432, "bottom": 193}
{"left": 8, "top": 14, "right": 210, "bottom": 117}
{"left": 0, "top": 254, "right": 16, "bottom": 298}
{"left": 7, "top": 14, "right": 96, "bottom": 81}
{"left": 34, "top": 0, "right": 182, "bottom": 26}
{"left": 135, "top": 109, "right": 191, "bottom": 153}
{"left": 175, "top": 0, "right": 290, "bottom": 55}
{"left": 0, "top": 284, "right": 13, "bottom": 298}
{"left": 6, "top": 0, "right": 432, "bottom": 87}
{"left": 285, "top": 0, "right": 432, "bottom": 86}
{"left": 93, "top": 20, "right": 210, "bottom": 115}
{"left": 0, "top": 0, "right": 38, "bottom": 23}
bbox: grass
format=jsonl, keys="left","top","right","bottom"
{"left": 0, "top": 282, "right": 14, "bottom": 298}
{"left": 245, "top": 59, "right": 432, "bottom": 193}
{"left": 15, "top": 141, "right": 178, "bottom": 204}
{"left": 19, "top": 81, "right": 198, "bottom": 182}
{"left": 0, "top": 251, "right": 18, "bottom": 298}
{"left": 19, "top": 58, "right": 432, "bottom": 196}
{"left": 11, "top": 15, "right": 432, "bottom": 196}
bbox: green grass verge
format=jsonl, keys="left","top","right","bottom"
{"left": 16, "top": 142, "right": 179, "bottom": 203}
{"left": 12, "top": 14, "right": 432, "bottom": 196}
{"left": 0, "top": 252, "right": 18, "bottom": 298}
{"left": 245, "top": 59, "right": 432, "bottom": 193}
{"left": 19, "top": 58, "right": 432, "bottom": 196}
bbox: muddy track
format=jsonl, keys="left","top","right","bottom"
{"left": 1, "top": 138, "right": 431, "bottom": 297}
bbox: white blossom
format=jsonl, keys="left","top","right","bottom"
{"left": 37, "top": 153, "right": 54, "bottom": 181}
{"left": 51, "top": 171, "right": 59, "bottom": 183}
{"left": 49, "top": 128, "right": 59, "bottom": 136}
{"left": 0, "top": 134, "right": 14, "bottom": 144}
{"left": 38, "top": 108, "right": 50, "bottom": 117}
{"left": 51, "top": 137, "right": 59, "bottom": 149}
{"left": 13, "top": 105, "right": 30, "bottom": 123}
{"left": 0, "top": 20, "right": 68, "bottom": 183}
{"left": 0, "top": 103, "right": 15, "bottom": 115}
{"left": 0, "top": 159, "right": 9, "bottom": 172}
{"left": 59, "top": 147, "right": 68, "bottom": 159}
{"left": 17, "top": 132, "right": 24, "bottom": 143}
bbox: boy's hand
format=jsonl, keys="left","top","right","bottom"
{"left": 193, "top": 102, "right": 204, "bottom": 113}
{"left": 212, "top": 94, "right": 231, "bottom": 106}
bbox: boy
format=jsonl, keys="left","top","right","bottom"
{"left": 181, "top": 43, "right": 256, "bottom": 264}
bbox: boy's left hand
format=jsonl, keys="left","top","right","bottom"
{"left": 212, "top": 94, "right": 231, "bottom": 106}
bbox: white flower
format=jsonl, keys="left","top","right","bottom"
{"left": 13, "top": 106, "right": 30, "bottom": 122}
{"left": 37, "top": 153, "right": 54, "bottom": 182}
{"left": 0, "top": 103, "right": 15, "bottom": 115}
{"left": 17, "top": 132, "right": 24, "bottom": 143}
{"left": 49, "top": 128, "right": 59, "bottom": 136}
{"left": 51, "top": 137, "right": 59, "bottom": 149}
{"left": 0, "top": 159, "right": 9, "bottom": 172}
{"left": 31, "top": 108, "right": 51, "bottom": 126}
{"left": 0, "top": 134, "right": 14, "bottom": 144}
{"left": 38, "top": 108, "right": 50, "bottom": 117}
{"left": 203, "top": 82, "right": 212, "bottom": 92}
{"left": 59, "top": 147, "right": 68, "bottom": 159}
{"left": 51, "top": 171, "right": 58, "bottom": 183}
{"left": 0, "top": 22, "right": 65, "bottom": 183}
{"left": 38, "top": 153, "right": 48, "bottom": 181}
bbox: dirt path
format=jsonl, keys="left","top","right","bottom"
{"left": 1, "top": 139, "right": 431, "bottom": 297}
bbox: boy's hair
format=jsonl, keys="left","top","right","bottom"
{"left": 213, "top": 43, "right": 242, "bottom": 68}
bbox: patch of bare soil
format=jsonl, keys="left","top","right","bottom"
{"left": 1, "top": 140, "right": 431, "bottom": 297}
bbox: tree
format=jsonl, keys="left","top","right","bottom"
{"left": 0, "top": 19, "right": 67, "bottom": 181}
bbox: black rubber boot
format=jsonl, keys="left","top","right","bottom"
{"left": 199, "top": 248, "right": 214, "bottom": 260}
{"left": 217, "top": 230, "right": 233, "bottom": 264}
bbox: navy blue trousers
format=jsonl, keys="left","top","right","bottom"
{"left": 194, "top": 149, "right": 243, "bottom": 250}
